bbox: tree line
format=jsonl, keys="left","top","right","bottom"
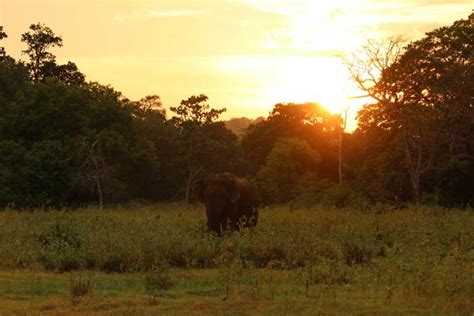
{"left": 0, "top": 15, "right": 472, "bottom": 209}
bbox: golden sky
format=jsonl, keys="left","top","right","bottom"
{"left": 1, "top": 0, "right": 472, "bottom": 129}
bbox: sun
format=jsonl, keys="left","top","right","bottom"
{"left": 232, "top": 1, "right": 369, "bottom": 112}
{"left": 262, "top": 56, "right": 353, "bottom": 114}
{"left": 215, "top": 0, "right": 372, "bottom": 127}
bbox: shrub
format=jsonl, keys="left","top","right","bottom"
{"left": 255, "top": 138, "right": 321, "bottom": 205}
{"left": 38, "top": 222, "right": 85, "bottom": 272}
{"left": 144, "top": 262, "right": 173, "bottom": 304}
{"left": 293, "top": 177, "right": 371, "bottom": 209}
{"left": 292, "top": 174, "right": 332, "bottom": 208}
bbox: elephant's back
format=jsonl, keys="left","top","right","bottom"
{"left": 235, "top": 178, "right": 259, "bottom": 208}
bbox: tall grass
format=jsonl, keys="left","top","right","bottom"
{"left": 0, "top": 203, "right": 472, "bottom": 306}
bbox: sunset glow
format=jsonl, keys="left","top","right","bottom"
{"left": 1, "top": 0, "right": 471, "bottom": 129}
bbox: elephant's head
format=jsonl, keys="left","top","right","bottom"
{"left": 192, "top": 174, "right": 240, "bottom": 233}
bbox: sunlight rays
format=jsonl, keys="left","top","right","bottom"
{"left": 2, "top": 0, "right": 471, "bottom": 129}
{"left": 216, "top": 55, "right": 359, "bottom": 116}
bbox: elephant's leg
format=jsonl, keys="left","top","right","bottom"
{"left": 239, "top": 207, "right": 258, "bottom": 228}
{"left": 227, "top": 204, "right": 242, "bottom": 231}
{"left": 206, "top": 207, "right": 225, "bottom": 235}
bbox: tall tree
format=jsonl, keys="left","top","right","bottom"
{"left": 135, "top": 95, "right": 166, "bottom": 115}
{"left": 255, "top": 138, "right": 321, "bottom": 204}
{"left": 21, "top": 23, "right": 63, "bottom": 82}
{"left": 21, "top": 23, "right": 84, "bottom": 85}
{"left": 352, "top": 16, "right": 474, "bottom": 203}
{"left": 171, "top": 94, "right": 226, "bottom": 125}
{"left": 170, "top": 94, "right": 232, "bottom": 202}
{"left": 130, "top": 95, "right": 181, "bottom": 200}
{"left": 344, "top": 36, "right": 406, "bottom": 104}
{"left": 242, "top": 102, "right": 339, "bottom": 179}
{"left": 338, "top": 106, "right": 349, "bottom": 184}
{"left": 76, "top": 133, "right": 110, "bottom": 210}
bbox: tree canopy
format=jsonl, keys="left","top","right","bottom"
{"left": 0, "top": 16, "right": 472, "bottom": 208}
{"left": 21, "top": 23, "right": 84, "bottom": 85}
{"left": 354, "top": 15, "right": 474, "bottom": 204}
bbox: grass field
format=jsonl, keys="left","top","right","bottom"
{"left": 0, "top": 203, "right": 473, "bottom": 314}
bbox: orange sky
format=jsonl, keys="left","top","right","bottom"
{"left": 1, "top": 0, "right": 471, "bottom": 130}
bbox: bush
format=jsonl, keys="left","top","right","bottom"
{"left": 292, "top": 174, "right": 332, "bottom": 208}
{"left": 255, "top": 139, "right": 321, "bottom": 205}
{"left": 293, "top": 176, "right": 371, "bottom": 209}
{"left": 144, "top": 262, "right": 173, "bottom": 304}
{"left": 38, "top": 222, "right": 85, "bottom": 272}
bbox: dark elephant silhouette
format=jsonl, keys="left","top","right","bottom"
{"left": 192, "top": 173, "right": 259, "bottom": 235}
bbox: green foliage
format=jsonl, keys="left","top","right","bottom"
{"left": 0, "top": 140, "right": 75, "bottom": 208}
{"left": 144, "top": 261, "right": 174, "bottom": 304}
{"left": 0, "top": 78, "right": 161, "bottom": 208}
{"left": 170, "top": 94, "right": 246, "bottom": 201}
{"left": 0, "top": 45, "right": 167, "bottom": 207}
{"left": 37, "top": 220, "right": 85, "bottom": 272}
{"left": 292, "top": 175, "right": 332, "bottom": 208}
{"left": 354, "top": 15, "right": 474, "bottom": 204}
{"left": 0, "top": 57, "right": 30, "bottom": 105}
{"left": 242, "top": 102, "right": 339, "bottom": 178}
{"left": 215, "top": 244, "right": 245, "bottom": 299}
{"left": 292, "top": 174, "right": 371, "bottom": 209}
{"left": 255, "top": 138, "right": 320, "bottom": 204}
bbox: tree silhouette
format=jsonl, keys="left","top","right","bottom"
{"left": 353, "top": 16, "right": 474, "bottom": 203}
{"left": 171, "top": 94, "right": 226, "bottom": 126}
{"left": 0, "top": 26, "right": 7, "bottom": 58}
{"left": 21, "top": 23, "right": 63, "bottom": 82}
{"left": 170, "top": 95, "right": 229, "bottom": 202}
{"left": 40, "top": 61, "right": 85, "bottom": 86}
{"left": 21, "top": 23, "right": 84, "bottom": 85}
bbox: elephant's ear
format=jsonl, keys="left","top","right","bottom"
{"left": 192, "top": 179, "right": 206, "bottom": 203}
{"left": 227, "top": 180, "right": 240, "bottom": 204}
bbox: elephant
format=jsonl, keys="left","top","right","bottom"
{"left": 192, "top": 173, "right": 259, "bottom": 235}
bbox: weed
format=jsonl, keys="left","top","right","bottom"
{"left": 144, "top": 262, "right": 173, "bottom": 304}
{"left": 69, "top": 272, "right": 94, "bottom": 300}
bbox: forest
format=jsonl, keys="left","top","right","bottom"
{"left": 0, "top": 15, "right": 473, "bottom": 210}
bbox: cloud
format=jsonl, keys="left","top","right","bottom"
{"left": 114, "top": 9, "right": 207, "bottom": 21}
{"left": 148, "top": 10, "right": 207, "bottom": 17}
{"left": 355, "top": 0, "right": 471, "bottom": 39}
{"left": 396, "top": 0, "right": 470, "bottom": 5}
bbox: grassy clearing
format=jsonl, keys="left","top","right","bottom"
{"left": 0, "top": 270, "right": 468, "bottom": 315}
{"left": 0, "top": 203, "right": 473, "bottom": 314}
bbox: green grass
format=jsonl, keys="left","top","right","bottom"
{"left": 0, "top": 203, "right": 473, "bottom": 314}
{"left": 0, "top": 269, "right": 470, "bottom": 315}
